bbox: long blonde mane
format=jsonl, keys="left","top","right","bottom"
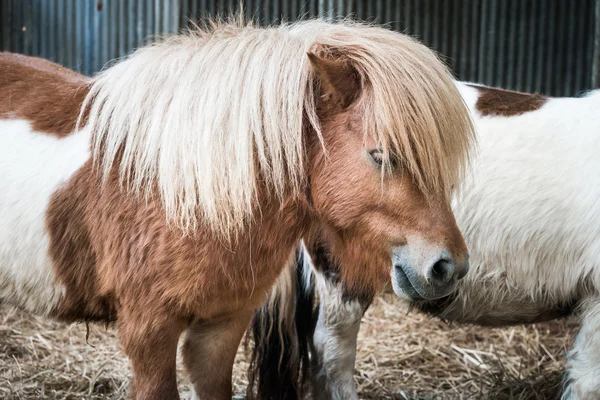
{"left": 84, "top": 18, "right": 474, "bottom": 237}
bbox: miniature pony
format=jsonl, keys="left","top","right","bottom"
{"left": 0, "top": 18, "right": 474, "bottom": 400}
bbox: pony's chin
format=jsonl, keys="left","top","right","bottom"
{"left": 410, "top": 294, "right": 455, "bottom": 317}
{"left": 395, "top": 289, "right": 426, "bottom": 302}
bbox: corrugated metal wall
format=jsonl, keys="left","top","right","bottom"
{"left": 1, "top": 0, "right": 599, "bottom": 96}
{"left": 1, "top": 0, "right": 179, "bottom": 75}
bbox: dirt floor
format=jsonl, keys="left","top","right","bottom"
{"left": 0, "top": 294, "right": 577, "bottom": 399}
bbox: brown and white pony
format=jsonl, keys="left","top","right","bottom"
{"left": 0, "top": 19, "right": 474, "bottom": 400}
{"left": 250, "top": 82, "right": 600, "bottom": 400}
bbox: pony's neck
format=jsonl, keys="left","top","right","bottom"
{"left": 202, "top": 192, "right": 314, "bottom": 313}
{"left": 245, "top": 189, "right": 314, "bottom": 247}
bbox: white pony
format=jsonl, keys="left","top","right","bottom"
{"left": 249, "top": 81, "right": 600, "bottom": 400}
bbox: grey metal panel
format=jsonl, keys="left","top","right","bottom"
{"left": 592, "top": 0, "right": 600, "bottom": 88}
{"left": 183, "top": 0, "right": 594, "bottom": 95}
{"left": 0, "top": 0, "right": 179, "bottom": 75}
{"left": 1, "top": 0, "right": 598, "bottom": 96}
{"left": 466, "top": 0, "right": 595, "bottom": 96}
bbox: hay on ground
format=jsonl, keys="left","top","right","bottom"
{"left": 0, "top": 294, "right": 576, "bottom": 399}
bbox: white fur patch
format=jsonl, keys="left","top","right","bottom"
{"left": 455, "top": 81, "right": 481, "bottom": 112}
{"left": 189, "top": 385, "right": 199, "bottom": 400}
{"left": 0, "top": 119, "right": 90, "bottom": 315}
{"left": 564, "top": 299, "right": 600, "bottom": 399}
{"left": 452, "top": 87, "right": 600, "bottom": 309}
{"left": 311, "top": 271, "right": 364, "bottom": 400}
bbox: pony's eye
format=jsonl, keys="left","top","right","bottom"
{"left": 368, "top": 149, "right": 400, "bottom": 170}
{"left": 368, "top": 149, "right": 384, "bottom": 166}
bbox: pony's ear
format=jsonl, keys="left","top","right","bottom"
{"left": 307, "top": 52, "right": 361, "bottom": 109}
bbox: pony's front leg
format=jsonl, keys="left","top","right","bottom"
{"left": 564, "top": 298, "right": 600, "bottom": 400}
{"left": 118, "top": 309, "right": 186, "bottom": 400}
{"left": 182, "top": 310, "right": 253, "bottom": 400}
{"left": 311, "top": 270, "right": 369, "bottom": 400}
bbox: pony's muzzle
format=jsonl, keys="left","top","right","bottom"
{"left": 391, "top": 248, "right": 469, "bottom": 301}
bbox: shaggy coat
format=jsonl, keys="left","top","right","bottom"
{"left": 0, "top": 19, "right": 474, "bottom": 400}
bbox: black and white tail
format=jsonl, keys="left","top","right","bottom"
{"left": 246, "top": 246, "right": 319, "bottom": 400}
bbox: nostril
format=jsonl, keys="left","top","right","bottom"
{"left": 429, "top": 258, "right": 454, "bottom": 284}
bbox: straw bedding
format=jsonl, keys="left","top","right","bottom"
{"left": 0, "top": 294, "right": 576, "bottom": 399}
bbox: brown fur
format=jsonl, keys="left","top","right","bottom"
{"left": 307, "top": 85, "right": 468, "bottom": 299}
{"left": 472, "top": 84, "right": 548, "bottom": 117}
{"left": 0, "top": 53, "right": 90, "bottom": 136}
{"left": 308, "top": 52, "right": 361, "bottom": 109}
{"left": 3, "top": 49, "right": 469, "bottom": 399}
{"left": 47, "top": 163, "right": 311, "bottom": 399}
{"left": 46, "top": 162, "right": 117, "bottom": 322}
{"left": 182, "top": 310, "right": 254, "bottom": 399}
{"left": 49, "top": 168, "right": 311, "bottom": 322}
